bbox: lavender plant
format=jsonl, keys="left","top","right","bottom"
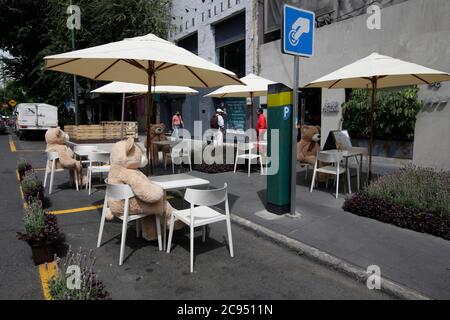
{"left": 17, "top": 200, "right": 60, "bottom": 246}
{"left": 17, "top": 159, "right": 33, "bottom": 176}
{"left": 366, "top": 165, "right": 450, "bottom": 217}
{"left": 48, "top": 247, "right": 110, "bottom": 300}
{"left": 21, "top": 172, "right": 44, "bottom": 203}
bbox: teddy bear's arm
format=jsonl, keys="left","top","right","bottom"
{"left": 57, "top": 146, "right": 79, "bottom": 168}
{"left": 126, "top": 170, "right": 164, "bottom": 203}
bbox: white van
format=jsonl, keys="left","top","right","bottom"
{"left": 15, "top": 103, "right": 58, "bottom": 140}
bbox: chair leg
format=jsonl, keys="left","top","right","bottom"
{"left": 190, "top": 225, "right": 194, "bottom": 273}
{"left": 234, "top": 154, "right": 238, "bottom": 173}
{"left": 310, "top": 168, "right": 317, "bottom": 193}
{"left": 166, "top": 214, "right": 175, "bottom": 253}
{"left": 97, "top": 201, "right": 108, "bottom": 248}
{"left": 119, "top": 217, "right": 128, "bottom": 266}
{"left": 347, "top": 166, "right": 352, "bottom": 194}
{"left": 226, "top": 217, "right": 234, "bottom": 257}
{"left": 88, "top": 169, "right": 92, "bottom": 195}
{"left": 336, "top": 174, "right": 340, "bottom": 199}
{"left": 155, "top": 215, "right": 162, "bottom": 252}
{"left": 259, "top": 157, "right": 263, "bottom": 175}
{"left": 43, "top": 167, "right": 48, "bottom": 189}
{"left": 172, "top": 160, "right": 175, "bottom": 175}
{"left": 202, "top": 225, "right": 207, "bottom": 243}
{"left": 305, "top": 167, "right": 308, "bottom": 180}
{"left": 49, "top": 163, "right": 55, "bottom": 195}
{"left": 248, "top": 159, "right": 251, "bottom": 177}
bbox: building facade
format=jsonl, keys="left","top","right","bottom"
{"left": 169, "top": 0, "right": 450, "bottom": 170}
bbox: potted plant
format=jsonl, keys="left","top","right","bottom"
{"left": 21, "top": 172, "right": 45, "bottom": 204}
{"left": 17, "top": 200, "right": 60, "bottom": 265}
{"left": 47, "top": 247, "right": 110, "bottom": 300}
{"left": 17, "top": 159, "right": 33, "bottom": 182}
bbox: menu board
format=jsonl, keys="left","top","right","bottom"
{"left": 223, "top": 98, "right": 248, "bottom": 131}
{"left": 324, "top": 130, "right": 353, "bottom": 150}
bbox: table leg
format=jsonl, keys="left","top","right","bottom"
{"left": 163, "top": 191, "right": 167, "bottom": 251}
{"left": 346, "top": 157, "right": 352, "bottom": 194}
{"left": 358, "top": 154, "right": 362, "bottom": 191}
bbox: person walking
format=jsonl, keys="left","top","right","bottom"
{"left": 255, "top": 108, "right": 267, "bottom": 154}
{"left": 211, "top": 109, "right": 225, "bottom": 146}
{"left": 172, "top": 111, "right": 183, "bottom": 140}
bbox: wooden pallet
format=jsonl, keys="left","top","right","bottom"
{"left": 65, "top": 122, "right": 138, "bottom": 141}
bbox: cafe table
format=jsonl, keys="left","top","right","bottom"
{"left": 150, "top": 173, "right": 210, "bottom": 250}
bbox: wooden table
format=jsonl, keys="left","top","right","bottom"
{"left": 151, "top": 174, "right": 210, "bottom": 250}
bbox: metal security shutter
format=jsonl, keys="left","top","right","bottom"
{"left": 214, "top": 11, "right": 245, "bottom": 48}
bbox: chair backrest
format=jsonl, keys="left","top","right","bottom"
{"left": 316, "top": 150, "right": 343, "bottom": 164}
{"left": 74, "top": 145, "right": 98, "bottom": 152}
{"left": 237, "top": 142, "right": 256, "bottom": 154}
{"left": 47, "top": 151, "right": 59, "bottom": 161}
{"left": 104, "top": 179, "right": 134, "bottom": 200}
{"left": 185, "top": 183, "right": 228, "bottom": 207}
{"left": 88, "top": 152, "right": 110, "bottom": 164}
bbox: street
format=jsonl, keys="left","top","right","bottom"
{"left": 0, "top": 132, "right": 392, "bottom": 300}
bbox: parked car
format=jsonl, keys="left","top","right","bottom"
{"left": 0, "top": 118, "right": 7, "bottom": 134}
{"left": 15, "top": 103, "right": 58, "bottom": 140}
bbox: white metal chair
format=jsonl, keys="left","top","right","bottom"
{"left": 234, "top": 142, "right": 263, "bottom": 177}
{"left": 43, "top": 151, "right": 79, "bottom": 194}
{"left": 166, "top": 183, "right": 234, "bottom": 273}
{"left": 310, "top": 151, "right": 351, "bottom": 199}
{"left": 86, "top": 152, "right": 111, "bottom": 195}
{"left": 299, "top": 162, "right": 313, "bottom": 180}
{"left": 164, "top": 148, "right": 192, "bottom": 174}
{"left": 97, "top": 180, "right": 162, "bottom": 266}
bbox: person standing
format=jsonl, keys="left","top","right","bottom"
{"left": 211, "top": 109, "right": 225, "bottom": 146}
{"left": 255, "top": 108, "right": 267, "bottom": 153}
{"left": 172, "top": 111, "right": 183, "bottom": 140}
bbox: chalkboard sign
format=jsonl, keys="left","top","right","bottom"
{"left": 324, "top": 130, "right": 353, "bottom": 151}
{"left": 223, "top": 98, "right": 247, "bottom": 131}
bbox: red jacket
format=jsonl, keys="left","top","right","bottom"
{"left": 256, "top": 114, "right": 267, "bottom": 132}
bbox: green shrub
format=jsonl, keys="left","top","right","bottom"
{"left": 23, "top": 200, "right": 46, "bottom": 238}
{"left": 366, "top": 166, "right": 450, "bottom": 218}
{"left": 342, "top": 87, "right": 423, "bottom": 140}
{"left": 21, "top": 172, "right": 44, "bottom": 203}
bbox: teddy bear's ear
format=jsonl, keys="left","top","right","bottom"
{"left": 125, "top": 137, "right": 135, "bottom": 154}
{"left": 315, "top": 126, "right": 321, "bottom": 133}
{"left": 56, "top": 128, "right": 62, "bottom": 137}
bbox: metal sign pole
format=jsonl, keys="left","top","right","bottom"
{"left": 291, "top": 56, "right": 299, "bottom": 215}
{"left": 70, "top": 0, "right": 79, "bottom": 126}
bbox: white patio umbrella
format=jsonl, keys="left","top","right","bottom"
{"left": 91, "top": 81, "right": 198, "bottom": 138}
{"left": 44, "top": 33, "right": 242, "bottom": 171}
{"left": 205, "top": 73, "right": 276, "bottom": 128}
{"left": 305, "top": 52, "right": 450, "bottom": 181}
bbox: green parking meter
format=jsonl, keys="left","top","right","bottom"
{"left": 267, "top": 83, "right": 293, "bottom": 214}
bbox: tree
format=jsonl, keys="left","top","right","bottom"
{"left": 0, "top": 0, "right": 172, "bottom": 108}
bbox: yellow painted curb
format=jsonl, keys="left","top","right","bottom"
{"left": 38, "top": 261, "right": 57, "bottom": 300}
{"left": 9, "top": 137, "right": 16, "bottom": 152}
{"left": 16, "top": 170, "right": 28, "bottom": 209}
{"left": 48, "top": 204, "right": 104, "bottom": 215}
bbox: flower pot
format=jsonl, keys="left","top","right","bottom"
{"left": 31, "top": 243, "right": 55, "bottom": 265}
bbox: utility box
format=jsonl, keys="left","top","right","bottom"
{"left": 267, "top": 83, "right": 293, "bottom": 214}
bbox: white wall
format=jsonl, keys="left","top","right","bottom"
{"left": 259, "top": 0, "right": 450, "bottom": 169}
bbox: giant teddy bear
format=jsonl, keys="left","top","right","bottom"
{"left": 143, "top": 123, "right": 171, "bottom": 167}
{"left": 105, "top": 138, "right": 183, "bottom": 241}
{"left": 297, "top": 125, "right": 321, "bottom": 166}
{"left": 45, "top": 127, "right": 85, "bottom": 187}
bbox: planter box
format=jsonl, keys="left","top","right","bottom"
{"left": 31, "top": 243, "right": 55, "bottom": 265}
{"left": 351, "top": 138, "right": 413, "bottom": 159}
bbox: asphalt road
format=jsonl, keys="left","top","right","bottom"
{"left": 0, "top": 132, "right": 393, "bottom": 300}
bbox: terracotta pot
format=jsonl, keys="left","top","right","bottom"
{"left": 31, "top": 243, "right": 55, "bottom": 265}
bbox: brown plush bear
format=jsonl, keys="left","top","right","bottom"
{"left": 105, "top": 138, "right": 183, "bottom": 241}
{"left": 144, "top": 123, "right": 171, "bottom": 167}
{"left": 297, "top": 125, "right": 321, "bottom": 166}
{"left": 45, "top": 127, "right": 85, "bottom": 187}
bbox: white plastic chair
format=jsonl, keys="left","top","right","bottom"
{"left": 43, "top": 151, "right": 79, "bottom": 194}
{"left": 234, "top": 142, "right": 263, "bottom": 177}
{"left": 310, "top": 151, "right": 351, "bottom": 199}
{"left": 164, "top": 149, "right": 192, "bottom": 174}
{"left": 97, "top": 180, "right": 162, "bottom": 266}
{"left": 299, "top": 162, "right": 313, "bottom": 180}
{"left": 86, "top": 152, "right": 111, "bottom": 195}
{"left": 166, "top": 183, "right": 233, "bottom": 273}
{"left": 74, "top": 145, "right": 98, "bottom": 165}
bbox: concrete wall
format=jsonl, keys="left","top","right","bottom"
{"left": 259, "top": 0, "right": 450, "bottom": 169}
{"left": 169, "top": 0, "right": 258, "bottom": 133}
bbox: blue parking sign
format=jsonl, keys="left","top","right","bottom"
{"left": 282, "top": 5, "right": 315, "bottom": 57}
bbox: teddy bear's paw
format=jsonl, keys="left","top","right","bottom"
{"left": 105, "top": 208, "right": 115, "bottom": 221}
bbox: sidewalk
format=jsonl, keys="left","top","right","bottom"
{"left": 190, "top": 163, "right": 450, "bottom": 299}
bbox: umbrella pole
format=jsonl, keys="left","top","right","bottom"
{"left": 121, "top": 93, "right": 125, "bottom": 139}
{"left": 368, "top": 78, "right": 377, "bottom": 183}
{"left": 146, "top": 63, "right": 155, "bottom": 176}
{"left": 249, "top": 92, "right": 254, "bottom": 130}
